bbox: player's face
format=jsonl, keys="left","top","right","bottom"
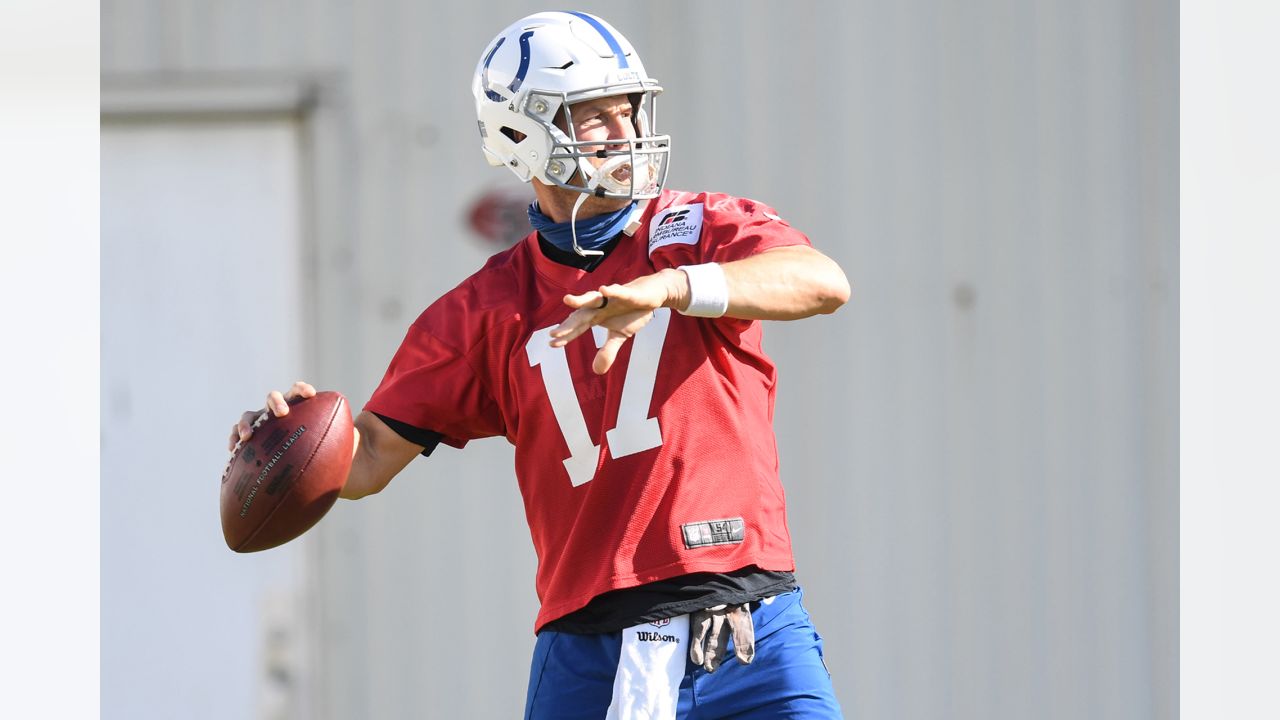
{"left": 533, "top": 94, "right": 647, "bottom": 220}
{"left": 565, "top": 95, "right": 636, "bottom": 146}
{"left": 562, "top": 94, "right": 638, "bottom": 182}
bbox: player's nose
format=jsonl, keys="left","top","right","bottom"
{"left": 605, "top": 114, "right": 635, "bottom": 145}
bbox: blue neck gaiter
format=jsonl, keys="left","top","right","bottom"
{"left": 528, "top": 201, "right": 637, "bottom": 254}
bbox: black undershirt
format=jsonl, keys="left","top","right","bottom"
{"left": 377, "top": 230, "right": 798, "bottom": 633}
{"left": 544, "top": 567, "right": 798, "bottom": 635}
{"left": 373, "top": 413, "right": 443, "bottom": 457}
{"left": 536, "top": 229, "right": 623, "bottom": 271}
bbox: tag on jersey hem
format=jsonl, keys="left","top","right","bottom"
{"left": 681, "top": 517, "right": 745, "bottom": 549}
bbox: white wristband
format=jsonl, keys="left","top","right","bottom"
{"left": 677, "top": 263, "right": 730, "bottom": 318}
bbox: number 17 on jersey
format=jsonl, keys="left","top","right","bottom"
{"left": 525, "top": 308, "right": 673, "bottom": 487}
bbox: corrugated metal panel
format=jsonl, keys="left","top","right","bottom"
{"left": 101, "top": 1, "right": 1177, "bottom": 718}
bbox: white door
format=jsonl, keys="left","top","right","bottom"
{"left": 101, "top": 119, "right": 310, "bottom": 720}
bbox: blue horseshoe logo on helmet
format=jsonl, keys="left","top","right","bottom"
{"left": 482, "top": 31, "right": 535, "bottom": 102}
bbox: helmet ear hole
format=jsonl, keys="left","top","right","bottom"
{"left": 500, "top": 126, "right": 527, "bottom": 143}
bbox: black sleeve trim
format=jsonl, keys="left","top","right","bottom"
{"left": 372, "top": 413, "right": 445, "bottom": 457}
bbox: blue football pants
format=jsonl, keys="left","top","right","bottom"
{"left": 524, "top": 587, "right": 844, "bottom": 719}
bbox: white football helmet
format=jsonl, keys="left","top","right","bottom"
{"left": 472, "top": 11, "right": 671, "bottom": 201}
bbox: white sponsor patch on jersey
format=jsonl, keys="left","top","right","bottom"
{"left": 648, "top": 203, "right": 705, "bottom": 254}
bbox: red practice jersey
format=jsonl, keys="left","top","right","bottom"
{"left": 366, "top": 189, "right": 811, "bottom": 632}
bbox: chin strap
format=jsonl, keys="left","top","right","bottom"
{"left": 570, "top": 154, "right": 639, "bottom": 257}
{"left": 570, "top": 191, "right": 601, "bottom": 257}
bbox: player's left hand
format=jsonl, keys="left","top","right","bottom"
{"left": 550, "top": 268, "right": 687, "bottom": 374}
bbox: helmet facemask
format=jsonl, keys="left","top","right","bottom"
{"left": 535, "top": 89, "right": 670, "bottom": 201}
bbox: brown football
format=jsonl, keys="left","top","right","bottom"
{"left": 220, "top": 391, "right": 354, "bottom": 552}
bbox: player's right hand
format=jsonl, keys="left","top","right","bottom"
{"left": 551, "top": 267, "right": 688, "bottom": 374}
{"left": 227, "top": 381, "right": 317, "bottom": 451}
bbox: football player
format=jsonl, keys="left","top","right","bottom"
{"left": 232, "top": 11, "right": 849, "bottom": 719}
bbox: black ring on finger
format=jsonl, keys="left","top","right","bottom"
{"left": 597, "top": 297, "right": 609, "bottom": 309}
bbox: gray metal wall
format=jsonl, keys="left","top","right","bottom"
{"left": 102, "top": 1, "right": 1177, "bottom": 718}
